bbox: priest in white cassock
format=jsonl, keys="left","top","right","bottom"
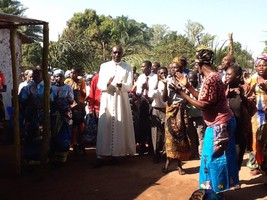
{"left": 95, "top": 45, "right": 136, "bottom": 166}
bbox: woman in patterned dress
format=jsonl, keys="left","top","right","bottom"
{"left": 161, "top": 57, "right": 191, "bottom": 175}
{"left": 50, "top": 69, "right": 74, "bottom": 163}
{"left": 175, "top": 47, "right": 239, "bottom": 193}
{"left": 246, "top": 54, "right": 267, "bottom": 184}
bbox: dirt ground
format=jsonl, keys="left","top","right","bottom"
{"left": 1, "top": 144, "right": 267, "bottom": 200}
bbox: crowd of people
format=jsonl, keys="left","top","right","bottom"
{"left": 15, "top": 44, "right": 267, "bottom": 195}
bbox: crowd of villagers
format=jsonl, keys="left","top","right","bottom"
{"left": 1, "top": 44, "right": 267, "bottom": 196}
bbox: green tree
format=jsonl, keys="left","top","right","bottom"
{"left": 21, "top": 42, "right": 42, "bottom": 67}
{"left": 0, "top": 0, "right": 44, "bottom": 67}
{"left": 184, "top": 20, "right": 216, "bottom": 48}
{"left": 57, "top": 9, "right": 152, "bottom": 72}
{"left": 0, "top": 0, "right": 26, "bottom": 15}
{"left": 213, "top": 41, "right": 254, "bottom": 71}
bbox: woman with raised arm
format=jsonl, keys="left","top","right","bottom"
{"left": 175, "top": 47, "right": 239, "bottom": 193}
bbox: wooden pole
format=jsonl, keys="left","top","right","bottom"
{"left": 10, "top": 27, "right": 21, "bottom": 175}
{"left": 228, "top": 32, "right": 233, "bottom": 56}
{"left": 41, "top": 23, "right": 50, "bottom": 165}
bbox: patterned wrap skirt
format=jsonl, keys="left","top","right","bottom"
{"left": 164, "top": 103, "right": 191, "bottom": 160}
{"left": 247, "top": 110, "right": 267, "bottom": 172}
{"left": 199, "top": 116, "right": 239, "bottom": 193}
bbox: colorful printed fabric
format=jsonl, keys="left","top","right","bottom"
{"left": 198, "top": 72, "right": 233, "bottom": 127}
{"left": 199, "top": 117, "right": 239, "bottom": 193}
{"left": 247, "top": 76, "right": 267, "bottom": 172}
{"left": 164, "top": 102, "right": 191, "bottom": 160}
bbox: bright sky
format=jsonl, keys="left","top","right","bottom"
{"left": 20, "top": 0, "right": 267, "bottom": 58}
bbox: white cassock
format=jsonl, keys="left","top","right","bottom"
{"left": 96, "top": 60, "right": 136, "bottom": 156}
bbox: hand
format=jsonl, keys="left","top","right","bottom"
{"left": 30, "top": 85, "right": 35, "bottom": 94}
{"left": 169, "top": 82, "right": 182, "bottom": 94}
{"left": 238, "top": 84, "right": 245, "bottom": 96}
{"left": 142, "top": 82, "right": 149, "bottom": 90}
{"left": 175, "top": 72, "right": 188, "bottom": 88}
{"left": 116, "top": 83, "right": 122, "bottom": 88}
{"left": 107, "top": 76, "right": 115, "bottom": 86}
{"left": 159, "top": 75, "right": 167, "bottom": 85}
{"left": 258, "top": 82, "right": 267, "bottom": 93}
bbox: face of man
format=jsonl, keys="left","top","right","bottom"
{"left": 151, "top": 63, "right": 160, "bottom": 74}
{"left": 141, "top": 63, "right": 151, "bottom": 76}
{"left": 221, "top": 55, "right": 235, "bottom": 71}
{"left": 188, "top": 72, "right": 198, "bottom": 86}
{"left": 32, "top": 69, "right": 42, "bottom": 83}
{"left": 112, "top": 46, "right": 123, "bottom": 63}
{"left": 54, "top": 74, "right": 64, "bottom": 85}
{"left": 158, "top": 68, "right": 168, "bottom": 79}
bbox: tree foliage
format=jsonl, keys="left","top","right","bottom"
{"left": 2, "top": 1, "right": 257, "bottom": 74}
{"left": 0, "top": 0, "right": 44, "bottom": 69}
{"left": 0, "top": 0, "right": 26, "bottom": 15}
{"left": 21, "top": 42, "right": 42, "bottom": 67}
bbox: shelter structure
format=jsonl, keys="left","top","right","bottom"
{"left": 0, "top": 13, "right": 49, "bottom": 174}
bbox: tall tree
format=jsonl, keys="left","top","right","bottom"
{"left": 184, "top": 20, "right": 216, "bottom": 48}
{"left": 0, "top": 0, "right": 43, "bottom": 68}
{"left": 0, "top": 0, "right": 26, "bottom": 15}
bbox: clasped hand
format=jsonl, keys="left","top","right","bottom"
{"left": 175, "top": 72, "right": 188, "bottom": 87}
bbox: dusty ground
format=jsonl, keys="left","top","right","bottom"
{"left": 1, "top": 144, "right": 267, "bottom": 200}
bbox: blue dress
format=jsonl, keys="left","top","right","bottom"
{"left": 50, "top": 84, "right": 74, "bottom": 162}
{"left": 19, "top": 81, "right": 45, "bottom": 160}
{"left": 199, "top": 117, "right": 239, "bottom": 192}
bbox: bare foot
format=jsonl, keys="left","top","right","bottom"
{"left": 161, "top": 166, "right": 169, "bottom": 174}
{"left": 177, "top": 166, "right": 185, "bottom": 175}
{"left": 233, "top": 184, "right": 241, "bottom": 190}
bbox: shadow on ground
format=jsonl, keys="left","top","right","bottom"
{"left": 0, "top": 145, "right": 170, "bottom": 200}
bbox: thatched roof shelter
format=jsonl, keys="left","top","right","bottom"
{"left": 0, "top": 13, "right": 46, "bottom": 27}
{"left": 0, "top": 13, "right": 50, "bottom": 175}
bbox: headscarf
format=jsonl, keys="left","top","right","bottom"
{"left": 65, "top": 70, "right": 71, "bottom": 78}
{"left": 24, "top": 69, "right": 33, "bottom": 76}
{"left": 85, "top": 74, "right": 93, "bottom": 80}
{"left": 195, "top": 45, "right": 214, "bottom": 65}
{"left": 254, "top": 53, "right": 267, "bottom": 68}
{"left": 53, "top": 69, "right": 65, "bottom": 76}
{"left": 172, "top": 56, "right": 187, "bottom": 67}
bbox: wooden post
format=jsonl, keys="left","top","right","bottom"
{"left": 10, "top": 27, "right": 21, "bottom": 175}
{"left": 41, "top": 23, "right": 50, "bottom": 165}
{"left": 228, "top": 33, "right": 233, "bottom": 55}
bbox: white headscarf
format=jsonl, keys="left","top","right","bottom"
{"left": 53, "top": 69, "right": 65, "bottom": 76}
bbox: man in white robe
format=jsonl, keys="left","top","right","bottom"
{"left": 95, "top": 45, "right": 136, "bottom": 165}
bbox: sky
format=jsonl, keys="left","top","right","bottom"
{"left": 19, "top": 0, "right": 267, "bottom": 58}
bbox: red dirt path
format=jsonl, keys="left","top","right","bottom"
{"left": 1, "top": 145, "right": 267, "bottom": 200}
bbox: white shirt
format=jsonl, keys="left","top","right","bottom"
{"left": 151, "top": 81, "right": 166, "bottom": 108}
{"left": 136, "top": 72, "right": 157, "bottom": 98}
